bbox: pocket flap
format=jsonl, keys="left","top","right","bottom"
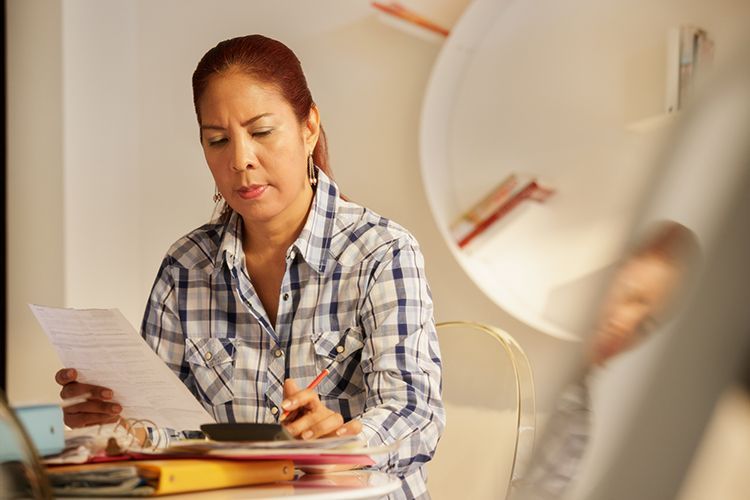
{"left": 185, "top": 337, "right": 235, "bottom": 367}
{"left": 311, "top": 327, "right": 365, "bottom": 360}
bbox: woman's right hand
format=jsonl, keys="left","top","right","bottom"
{"left": 55, "top": 368, "right": 122, "bottom": 427}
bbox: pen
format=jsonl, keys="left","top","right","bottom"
{"left": 281, "top": 362, "right": 333, "bottom": 420}
{"left": 61, "top": 391, "right": 93, "bottom": 408}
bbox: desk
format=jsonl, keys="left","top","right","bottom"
{"left": 70, "top": 470, "right": 400, "bottom": 499}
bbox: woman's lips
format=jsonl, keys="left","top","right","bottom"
{"left": 237, "top": 185, "right": 268, "bottom": 200}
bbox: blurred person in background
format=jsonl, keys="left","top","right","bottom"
{"left": 513, "top": 220, "right": 699, "bottom": 500}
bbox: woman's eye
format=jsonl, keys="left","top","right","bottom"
{"left": 207, "top": 137, "right": 228, "bottom": 147}
{"left": 252, "top": 129, "right": 272, "bottom": 138}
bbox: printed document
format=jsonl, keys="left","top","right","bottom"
{"left": 30, "top": 304, "right": 215, "bottom": 431}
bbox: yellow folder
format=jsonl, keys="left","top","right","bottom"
{"left": 47, "top": 458, "right": 295, "bottom": 496}
{"left": 137, "top": 459, "right": 294, "bottom": 495}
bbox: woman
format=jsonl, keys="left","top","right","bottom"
{"left": 55, "top": 34, "right": 444, "bottom": 498}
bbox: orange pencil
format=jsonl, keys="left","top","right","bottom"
{"left": 281, "top": 364, "right": 331, "bottom": 419}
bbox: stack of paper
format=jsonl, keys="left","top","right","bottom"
{"left": 154, "top": 435, "right": 396, "bottom": 467}
{"left": 29, "top": 304, "right": 215, "bottom": 431}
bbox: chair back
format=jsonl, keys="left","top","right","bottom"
{"left": 428, "top": 321, "right": 535, "bottom": 500}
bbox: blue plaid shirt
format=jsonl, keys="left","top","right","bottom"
{"left": 141, "top": 170, "right": 444, "bottom": 498}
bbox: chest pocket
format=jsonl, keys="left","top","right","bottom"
{"left": 185, "top": 338, "right": 236, "bottom": 406}
{"left": 311, "top": 327, "right": 366, "bottom": 399}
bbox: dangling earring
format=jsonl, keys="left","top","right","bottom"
{"left": 307, "top": 153, "right": 318, "bottom": 188}
{"left": 213, "top": 186, "right": 223, "bottom": 203}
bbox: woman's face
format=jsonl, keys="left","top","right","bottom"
{"left": 198, "top": 70, "right": 319, "bottom": 225}
{"left": 590, "top": 253, "right": 680, "bottom": 365}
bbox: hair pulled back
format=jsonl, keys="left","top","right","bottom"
{"left": 192, "top": 34, "right": 330, "bottom": 177}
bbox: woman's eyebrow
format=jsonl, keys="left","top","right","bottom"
{"left": 200, "top": 113, "right": 273, "bottom": 131}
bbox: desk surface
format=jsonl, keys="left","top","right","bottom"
{"left": 71, "top": 470, "right": 400, "bottom": 500}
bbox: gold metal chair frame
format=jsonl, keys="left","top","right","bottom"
{"left": 436, "top": 321, "right": 536, "bottom": 495}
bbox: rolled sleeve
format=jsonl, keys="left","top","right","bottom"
{"left": 357, "top": 237, "right": 445, "bottom": 477}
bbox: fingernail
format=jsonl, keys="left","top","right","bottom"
{"left": 111, "top": 404, "right": 122, "bottom": 414}
{"left": 336, "top": 428, "right": 346, "bottom": 436}
{"left": 301, "top": 430, "right": 313, "bottom": 440}
{"left": 281, "top": 400, "right": 292, "bottom": 410}
{"left": 64, "top": 369, "right": 74, "bottom": 380}
{"left": 102, "top": 390, "right": 114, "bottom": 400}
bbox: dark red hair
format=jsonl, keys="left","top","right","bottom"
{"left": 634, "top": 220, "right": 699, "bottom": 266}
{"left": 192, "top": 34, "right": 331, "bottom": 178}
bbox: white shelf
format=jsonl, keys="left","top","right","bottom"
{"left": 419, "top": 0, "right": 702, "bottom": 340}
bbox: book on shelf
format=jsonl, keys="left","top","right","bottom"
{"left": 371, "top": 2, "right": 451, "bottom": 38}
{"left": 450, "top": 174, "right": 518, "bottom": 242}
{"left": 666, "top": 25, "right": 714, "bottom": 113}
{"left": 450, "top": 175, "right": 555, "bottom": 249}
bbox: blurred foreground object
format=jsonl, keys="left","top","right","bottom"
{"left": 574, "top": 41, "right": 750, "bottom": 500}
{"left": 516, "top": 39, "right": 750, "bottom": 500}
{"left": 512, "top": 220, "right": 698, "bottom": 500}
{"left": 0, "top": 390, "right": 53, "bottom": 499}
{"left": 676, "top": 386, "right": 750, "bottom": 500}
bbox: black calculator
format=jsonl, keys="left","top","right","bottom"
{"left": 200, "top": 423, "right": 293, "bottom": 442}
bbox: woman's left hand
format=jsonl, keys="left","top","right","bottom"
{"left": 280, "top": 379, "right": 362, "bottom": 440}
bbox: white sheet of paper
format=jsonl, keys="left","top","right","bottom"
{"left": 30, "top": 304, "right": 215, "bottom": 431}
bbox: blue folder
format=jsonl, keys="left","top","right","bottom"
{"left": 0, "top": 404, "right": 65, "bottom": 460}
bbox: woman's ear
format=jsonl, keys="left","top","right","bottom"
{"left": 304, "top": 104, "right": 321, "bottom": 152}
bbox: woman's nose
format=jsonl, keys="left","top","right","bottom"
{"left": 607, "top": 304, "right": 648, "bottom": 334}
{"left": 231, "top": 135, "right": 256, "bottom": 171}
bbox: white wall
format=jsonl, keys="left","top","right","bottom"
{"left": 7, "top": 0, "right": 575, "bottom": 411}
{"left": 7, "top": 0, "right": 66, "bottom": 403}
{"left": 62, "top": 1, "right": 142, "bottom": 324}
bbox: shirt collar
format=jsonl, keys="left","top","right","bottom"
{"left": 213, "top": 167, "right": 339, "bottom": 276}
{"left": 291, "top": 168, "right": 338, "bottom": 275}
{"left": 214, "top": 211, "right": 244, "bottom": 276}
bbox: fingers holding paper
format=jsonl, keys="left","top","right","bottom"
{"left": 55, "top": 368, "right": 122, "bottom": 427}
{"left": 280, "top": 378, "right": 362, "bottom": 440}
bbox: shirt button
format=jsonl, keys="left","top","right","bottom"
{"left": 271, "top": 406, "right": 279, "bottom": 415}
{"left": 335, "top": 345, "right": 345, "bottom": 354}
{"left": 204, "top": 352, "right": 213, "bottom": 361}
{"left": 282, "top": 292, "right": 290, "bottom": 301}
{"left": 274, "top": 349, "right": 284, "bottom": 358}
